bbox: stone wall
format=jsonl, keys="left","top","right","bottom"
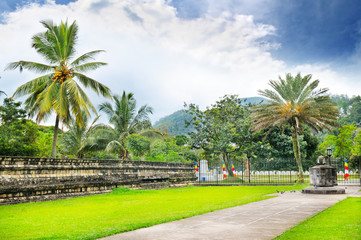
{"left": 0, "top": 156, "right": 196, "bottom": 205}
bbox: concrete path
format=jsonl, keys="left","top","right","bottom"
{"left": 101, "top": 186, "right": 361, "bottom": 240}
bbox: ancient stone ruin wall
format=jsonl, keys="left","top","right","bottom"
{"left": 0, "top": 156, "right": 196, "bottom": 205}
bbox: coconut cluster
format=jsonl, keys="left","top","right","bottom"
{"left": 52, "top": 65, "right": 74, "bottom": 83}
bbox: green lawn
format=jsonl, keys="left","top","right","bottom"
{"left": 0, "top": 185, "right": 306, "bottom": 240}
{"left": 275, "top": 197, "right": 361, "bottom": 240}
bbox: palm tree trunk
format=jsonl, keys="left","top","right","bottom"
{"left": 51, "top": 115, "right": 60, "bottom": 158}
{"left": 291, "top": 128, "right": 304, "bottom": 183}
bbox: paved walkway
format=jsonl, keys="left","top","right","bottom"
{"left": 101, "top": 186, "right": 361, "bottom": 240}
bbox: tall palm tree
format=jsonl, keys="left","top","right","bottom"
{"left": 250, "top": 73, "right": 339, "bottom": 183}
{"left": 5, "top": 20, "right": 111, "bottom": 157}
{"left": 99, "top": 91, "right": 162, "bottom": 159}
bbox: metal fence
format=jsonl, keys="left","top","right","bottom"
{"left": 331, "top": 158, "right": 360, "bottom": 185}
{"left": 195, "top": 159, "right": 360, "bottom": 185}
{"left": 195, "top": 160, "right": 300, "bottom": 185}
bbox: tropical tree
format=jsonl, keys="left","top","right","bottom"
{"left": 352, "top": 130, "right": 361, "bottom": 169}
{"left": 347, "top": 96, "right": 361, "bottom": 124}
{"left": 5, "top": 20, "right": 111, "bottom": 158}
{"left": 319, "top": 125, "right": 360, "bottom": 168}
{"left": 0, "top": 98, "right": 27, "bottom": 123}
{"left": 0, "top": 98, "right": 39, "bottom": 156}
{"left": 125, "top": 134, "right": 151, "bottom": 158}
{"left": 99, "top": 91, "right": 162, "bottom": 159}
{"left": 251, "top": 73, "right": 339, "bottom": 183}
{"left": 145, "top": 138, "right": 188, "bottom": 162}
{"left": 175, "top": 135, "right": 188, "bottom": 146}
{"left": 336, "top": 95, "right": 361, "bottom": 125}
{"left": 186, "top": 95, "right": 255, "bottom": 173}
{"left": 59, "top": 113, "right": 101, "bottom": 158}
{"left": 35, "top": 130, "right": 53, "bottom": 158}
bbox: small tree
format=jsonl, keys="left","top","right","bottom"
{"left": 99, "top": 91, "right": 161, "bottom": 159}
{"left": 0, "top": 98, "right": 26, "bottom": 123}
{"left": 186, "top": 95, "right": 254, "bottom": 174}
{"left": 175, "top": 135, "right": 188, "bottom": 146}
{"left": 352, "top": 130, "right": 361, "bottom": 168}
{"left": 59, "top": 114, "right": 101, "bottom": 158}
{"left": 319, "top": 125, "right": 360, "bottom": 168}
{"left": 146, "top": 139, "right": 187, "bottom": 162}
{"left": 125, "top": 134, "right": 150, "bottom": 158}
{"left": 0, "top": 98, "right": 39, "bottom": 156}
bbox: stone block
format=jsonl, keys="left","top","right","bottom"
{"left": 302, "top": 186, "right": 345, "bottom": 194}
{"left": 309, "top": 165, "right": 337, "bottom": 187}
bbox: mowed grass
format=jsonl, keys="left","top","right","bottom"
{"left": 275, "top": 197, "right": 361, "bottom": 240}
{"left": 0, "top": 185, "right": 306, "bottom": 240}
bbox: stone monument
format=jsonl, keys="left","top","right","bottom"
{"left": 199, "top": 160, "right": 208, "bottom": 181}
{"left": 302, "top": 150, "right": 345, "bottom": 194}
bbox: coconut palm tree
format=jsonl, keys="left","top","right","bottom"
{"left": 5, "top": 20, "right": 111, "bottom": 157}
{"left": 250, "top": 73, "right": 339, "bottom": 183}
{"left": 99, "top": 91, "right": 162, "bottom": 159}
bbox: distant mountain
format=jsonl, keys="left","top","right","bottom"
{"left": 154, "top": 97, "right": 266, "bottom": 136}
{"left": 154, "top": 110, "right": 195, "bottom": 136}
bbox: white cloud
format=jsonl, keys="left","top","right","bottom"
{"left": 289, "top": 64, "right": 361, "bottom": 96}
{"left": 0, "top": 0, "right": 359, "bottom": 125}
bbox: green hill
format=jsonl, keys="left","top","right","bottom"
{"left": 154, "top": 110, "right": 194, "bottom": 136}
{"left": 154, "top": 97, "right": 265, "bottom": 136}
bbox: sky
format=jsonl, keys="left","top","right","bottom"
{"left": 0, "top": 0, "right": 361, "bottom": 125}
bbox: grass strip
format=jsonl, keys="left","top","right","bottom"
{"left": 275, "top": 197, "right": 361, "bottom": 240}
{"left": 0, "top": 185, "right": 306, "bottom": 239}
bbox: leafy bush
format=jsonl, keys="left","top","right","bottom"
{"left": 125, "top": 134, "right": 150, "bottom": 158}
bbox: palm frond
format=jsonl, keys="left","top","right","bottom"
{"left": 64, "top": 78, "right": 97, "bottom": 126}
{"left": 37, "top": 79, "right": 59, "bottom": 113}
{"left": 139, "top": 129, "right": 165, "bottom": 140}
{"left": 5, "top": 61, "right": 54, "bottom": 73}
{"left": 71, "top": 50, "right": 105, "bottom": 66}
{"left": 12, "top": 74, "right": 51, "bottom": 98}
{"left": 73, "top": 72, "right": 111, "bottom": 98}
{"left": 105, "top": 140, "right": 123, "bottom": 153}
{"left": 73, "top": 62, "right": 107, "bottom": 73}
{"left": 99, "top": 102, "right": 114, "bottom": 119}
